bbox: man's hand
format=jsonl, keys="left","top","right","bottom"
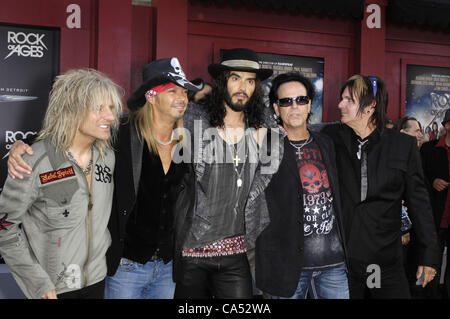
{"left": 417, "top": 266, "right": 437, "bottom": 288}
{"left": 7, "top": 140, "right": 33, "bottom": 179}
{"left": 41, "top": 289, "right": 57, "bottom": 299}
{"left": 433, "top": 178, "right": 449, "bottom": 192}
{"left": 401, "top": 233, "right": 410, "bottom": 246}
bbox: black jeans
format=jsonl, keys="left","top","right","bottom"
{"left": 174, "top": 253, "right": 253, "bottom": 299}
{"left": 57, "top": 279, "right": 105, "bottom": 299}
{"left": 347, "top": 259, "right": 411, "bottom": 299}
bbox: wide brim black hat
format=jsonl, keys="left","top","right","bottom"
{"left": 208, "top": 48, "right": 273, "bottom": 81}
{"left": 127, "top": 57, "right": 203, "bottom": 110}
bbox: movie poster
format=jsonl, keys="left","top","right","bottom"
{"left": 406, "top": 64, "right": 450, "bottom": 141}
{"left": 0, "top": 23, "right": 59, "bottom": 192}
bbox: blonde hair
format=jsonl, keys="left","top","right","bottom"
{"left": 130, "top": 98, "right": 184, "bottom": 154}
{"left": 37, "top": 68, "right": 124, "bottom": 157}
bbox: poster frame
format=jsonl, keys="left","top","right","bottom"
{"left": 401, "top": 58, "right": 450, "bottom": 118}
{"left": 211, "top": 41, "right": 338, "bottom": 122}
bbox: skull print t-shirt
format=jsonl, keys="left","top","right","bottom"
{"left": 290, "top": 138, "right": 344, "bottom": 270}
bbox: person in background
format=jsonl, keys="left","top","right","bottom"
{"left": 396, "top": 116, "right": 424, "bottom": 295}
{"left": 430, "top": 122, "right": 439, "bottom": 141}
{"left": 385, "top": 118, "right": 396, "bottom": 129}
{"left": 0, "top": 68, "right": 123, "bottom": 299}
{"left": 188, "top": 78, "right": 212, "bottom": 104}
{"left": 420, "top": 108, "right": 450, "bottom": 299}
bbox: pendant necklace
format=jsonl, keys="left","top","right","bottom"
{"left": 155, "top": 131, "right": 174, "bottom": 146}
{"left": 224, "top": 125, "right": 247, "bottom": 188}
{"left": 289, "top": 135, "right": 312, "bottom": 159}
{"left": 66, "top": 145, "right": 93, "bottom": 176}
{"left": 356, "top": 138, "right": 369, "bottom": 160}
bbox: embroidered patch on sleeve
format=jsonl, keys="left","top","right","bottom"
{"left": 0, "top": 214, "right": 14, "bottom": 231}
{"left": 39, "top": 166, "right": 75, "bottom": 185}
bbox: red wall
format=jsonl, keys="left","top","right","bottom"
{"left": 2, "top": 0, "right": 450, "bottom": 121}
{"left": 0, "top": 0, "right": 93, "bottom": 71}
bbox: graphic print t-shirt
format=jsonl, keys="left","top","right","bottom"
{"left": 291, "top": 138, "right": 344, "bottom": 270}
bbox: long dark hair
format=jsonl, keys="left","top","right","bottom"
{"left": 205, "top": 71, "right": 266, "bottom": 129}
{"left": 340, "top": 74, "right": 388, "bottom": 131}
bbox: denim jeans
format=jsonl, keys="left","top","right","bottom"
{"left": 272, "top": 263, "right": 349, "bottom": 299}
{"left": 104, "top": 258, "right": 175, "bottom": 299}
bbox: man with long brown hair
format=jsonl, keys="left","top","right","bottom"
{"left": 173, "top": 48, "right": 281, "bottom": 299}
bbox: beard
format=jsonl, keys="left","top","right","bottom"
{"left": 224, "top": 91, "right": 251, "bottom": 112}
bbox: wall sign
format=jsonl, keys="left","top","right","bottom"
{"left": 0, "top": 23, "right": 60, "bottom": 192}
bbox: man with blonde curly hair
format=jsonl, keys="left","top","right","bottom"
{"left": 0, "top": 68, "right": 123, "bottom": 299}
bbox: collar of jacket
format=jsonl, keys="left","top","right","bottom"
{"left": 43, "top": 138, "right": 100, "bottom": 171}
{"left": 338, "top": 124, "right": 381, "bottom": 154}
{"left": 44, "top": 139, "right": 67, "bottom": 170}
{"left": 245, "top": 127, "right": 284, "bottom": 249}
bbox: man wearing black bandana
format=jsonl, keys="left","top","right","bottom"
{"left": 322, "top": 75, "right": 439, "bottom": 298}
{"left": 255, "top": 72, "right": 348, "bottom": 299}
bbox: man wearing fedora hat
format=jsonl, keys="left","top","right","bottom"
{"left": 172, "top": 48, "right": 282, "bottom": 299}
{"left": 421, "top": 108, "right": 450, "bottom": 298}
{"left": 6, "top": 57, "right": 203, "bottom": 299}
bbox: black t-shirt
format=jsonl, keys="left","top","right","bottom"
{"left": 290, "top": 138, "right": 345, "bottom": 270}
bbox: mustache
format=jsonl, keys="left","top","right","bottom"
{"left": 232, "top": 92, "right": 249, "bottom": 98}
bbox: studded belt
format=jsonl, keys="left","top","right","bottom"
{"left": 182, "top": 235, "right": 246, "bottom": 258}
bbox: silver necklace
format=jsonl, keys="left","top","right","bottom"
{"left": 356, "top": 138, "right": 369, "bottom": 160}
{"left": 66, "top": 146, "right": 93, "bottom": 176}
{"left": 289, "top": 135, "right": 312, "bottom": 159}
{"left": 224, "top": 126, "right": 247, "bottom": 188}
{"left": 155, "top": 131, "right": 174, "bottom": 146}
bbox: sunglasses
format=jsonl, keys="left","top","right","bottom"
{"left": 277, "top": 95, "right": 310, "bottom": 107}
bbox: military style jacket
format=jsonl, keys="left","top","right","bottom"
{"left": 0, "top": 139, "right": 114, "bottom": 299}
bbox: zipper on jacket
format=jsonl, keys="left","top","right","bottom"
{"left": 83, "top": 191, "right": 93, "bottom": 288}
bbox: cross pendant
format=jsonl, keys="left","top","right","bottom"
{"left": 233, "top": 153, "right": 240, "bottom": 166}
{"left": 296, "top": 149, "right": 303, "bottom": 159}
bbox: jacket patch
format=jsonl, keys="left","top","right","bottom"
{"left": 0, "top": 214, "right": 14, "bottom": 231}
{"left": 39, "top": 166, "right": 75, "bottom": 185}
{"left": 56, "top": 263, "right": 81, "bottom": 289}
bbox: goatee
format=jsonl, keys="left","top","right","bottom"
{"left": 225, "top": 91, "right": 249, "bottom": 112}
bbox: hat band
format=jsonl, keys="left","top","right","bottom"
{"left": 145, "top": 83, "right": 177, "bottom": 100}
{"left": 221, "top": 59, "right": 260, "bottom": 70}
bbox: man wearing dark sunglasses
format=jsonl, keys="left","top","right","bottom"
{"left": 255, "top": 72, "right": 348, "bottom": 299}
